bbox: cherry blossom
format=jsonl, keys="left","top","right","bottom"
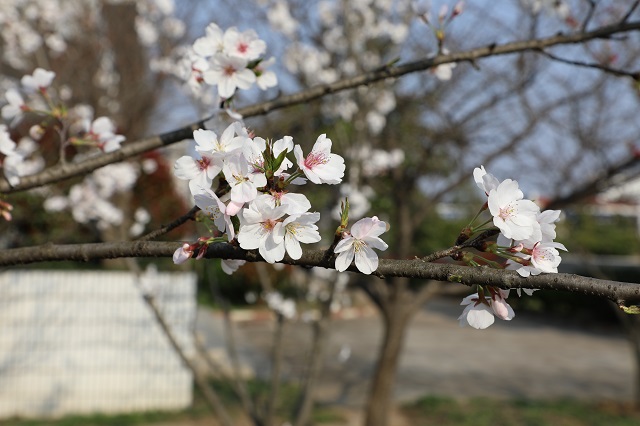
{"left": 223, "top": 27, "right": 266, "bottom": 61}
{"left": 203, "top": 54, "right": 256, "bottom": 99}
{"left": 473, "top": 165, "right": 500, "bottom": 195}
{"left": 21, "top": 68, "right": 55, "bottom": 92}
{"left": 223, "top": 154, "right": 267, "bottom": 205}
{"left": 1, "top": 89, "right": 27, "bottom": 120}
{"left": 458, "top": 289, "right": 515, "bottom": 329}
{"left": 255, "top": 57, "right": 278, "bottom": 90}
{"left": 281, "top": 212, "right": 322, "bottom": 260}
{"left": 515, "top": 241, "right": 568, "bottom": 277}
{"left": 0, "top": 125, "right": 17, "bottom": 156}
{"left": 174, "top": 152, "right": 221, "bottom": 190}
{"left": 237, "top": 198, "right": 287, "bottom": 263}
{"left": 488, "top": 179, "right": 541, "bottom": 241}
{"left": 173, "top": 243, "right": 195, "bottom": 264}
{"left": 86, "top": 117, "right": 125, "bottom": 152}
{"left": 258, "top": 192, "right": 311, "bottom": 215}
{"left": 192, "top": 185, "right": 234, "bottom": 241}
{"left": 193, "top": 23, "right": 224, "bottom": 57}
{"left": 334, "top": 216, "right": 389, "bottom": 274}
{"left": 195, "top": 125, "right": 245, "bottom": 160}
{"left": 293, "top": 134, "right": 345, "bottom": 185}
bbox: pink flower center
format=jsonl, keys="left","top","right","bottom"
{"left": 237, "top": 42, "right": 249, "bottom": 54}
{"left": 197, "top": 157, "right": 211, "bottom": 171}
{"left": 304, "top": 152, "right": 327, "bottom": 169}
{"left": 262, "top": 219, "right": 277, "bottom": 232}
{"left": 498, "top": 203, "right": 516, "bottom": 221}
{"left": 223, "top": 65, "right": 236, "bottom": 76}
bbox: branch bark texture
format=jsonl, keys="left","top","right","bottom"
{"left": 2, "top": 241, "right": 639, "bottom": 306}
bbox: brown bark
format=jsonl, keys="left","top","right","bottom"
{"left": 363, "top": 279, "right": 414, "bottom": 426}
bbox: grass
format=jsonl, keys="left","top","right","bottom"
{"left": 2, "top": 379, "right": 345, "bottom": 426}
{"left": 402, "top": 396, "right": 640, "bottom": 426}
{"left": 6, "top": 392, "right": 640, "bottom": 425}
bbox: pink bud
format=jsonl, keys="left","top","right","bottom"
{"left": 453, "top": 1, "right": 464, "bottom": 17}
{"left": 173, "top": 243, "right": 194, "bottom": 264}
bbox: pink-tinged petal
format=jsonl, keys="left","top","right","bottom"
{"left": 226, "top": 200, "right": 244, "bottom": 216}
{"left": 351, "top": 216, "right": 387, "bottom": 239}
{"left": 173, "top": 243, "right": 193, "bottom": 264}
{"left": 335, "top": 249, "right": 354, "bottom": 272}
{"left": 491, "top": 297, "right": 514, "bottom": 320}
{"left": 362, "top": 236, "right": 388, "bottom": 251}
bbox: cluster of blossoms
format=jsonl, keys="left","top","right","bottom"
{"left": 183, "top": 23, "right": 277, "bottom": 100}
{"left": 414, "top": 0, "right": 464, "bottom": 81}
{"left": 457, "top": 166, "right": 567, "bottom": 330}
{"left": 0, "top": 67, "right": 126, "bottom": 221}
{"left": 172, "top": 121, "right": 389, "bottom": 276}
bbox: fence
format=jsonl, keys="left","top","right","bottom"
{"left": 0, "top": 269, "right": 196, "bottom": 419}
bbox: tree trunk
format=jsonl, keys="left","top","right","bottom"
{"left": 363, "top": 282, "right": 413, "bottom": 426}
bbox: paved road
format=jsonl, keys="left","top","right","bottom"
{"left": 195, "top": 296, "right": 635, "bottom": 407}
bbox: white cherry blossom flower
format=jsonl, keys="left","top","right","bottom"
{"left": 173, "top": 243, "right": 194, "bottom": 264}
{"left": 458, "top": 289, "right": 515, "bottom": 329}
{"left": 458, "top": 297, "right": 495, "bottom": 329}
{"left": 21, "top": 68, "right": 55, "bottom": 91}
{"left": 223, "top": 155, "right": 267, "bottom": 204}
{"left": 87, "top": 117, "right": 125, "bottom": 152}
{"left": 0, "top": 125, "right": 17, "bottom": 156}
{"left": 294, "top": 134, "right": 345, "bottom": 185}
{"left": 2, "top": 89, "right": 26, "bottom": 120}
{"left": 203, "top": 54, "right": 256, "bottom": 99}
{"left": 237, "top": 198, "right": 287, "bottom": 263}
{"left": 256, "top": 57, "right": 278, "bottom": 90}
{"left": 281, "top": 212, "right": 322, "bottom": 259}
{"left": 516, "top": 241, "right": 568, "bottom": 277}
{"left": 223, "top": 27, "right": 266, "bottom": 61}
{"left": 174, "top": 152, "right": 221, "bottom": 189}
{"left": 193, "top": 23, "right": 224, "bottom": 57}
{"left": 334, "top": 216, "right": 389, "bottom": 274}
{"left": 257, "top": 192, "right": 311, "bottom": 215}
{"left": 473, "top": 165, "right": 500, "bottom": 195}
{"left": 192, "top": 185, "right": 235, "bottom": 241}
{"left": 488, "top": 179, "right": 541, "bottom": 241}
{"left": 195, "top": 125, "right": 245, "bottom": 159}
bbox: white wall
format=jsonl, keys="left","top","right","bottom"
{"left": 0, "top": 270, "right": 196, "bottom": 419}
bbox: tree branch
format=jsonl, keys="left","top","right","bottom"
{"left": 2, "top": 19, "right": 640, "bottom": 194}
{"left": 2, "top": 241, "right": 639, "bottom": 306}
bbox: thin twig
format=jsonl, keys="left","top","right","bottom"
{"left": 136, "top": 205, "right": 200, "bottom": 241}
{"left": 540, "top": 50, "right": 640, "bottom": 79}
